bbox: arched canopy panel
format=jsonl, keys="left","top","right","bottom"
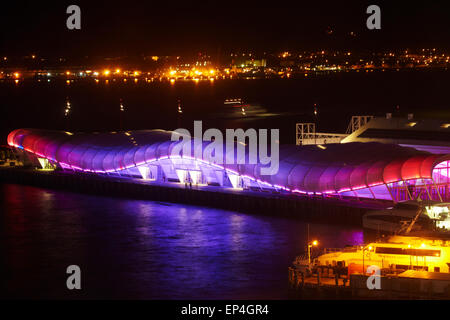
{"left": 318, "top": 166, "right": 342, "bottom": 192}
{"left": 287, "top": 163, "right": 313, "bottom": 190}
{"left": 44, "top": 136, "right": 71, "bottom": 161}
{"left": 335, "top": 166, "right": 355, "bottom": 191}
{"left": 383, "top": 159, "right": 407, "bottom": 183}
{"left": 304, "top": 166, "right": 328, "bottom": 192}
{"left": 113, "top": 147, "right": 131, "bottom": 171}
{"left": 366, "top": 160, "right": 389, "bottom": 186}
{"left": 68, "top": 145, "right": 90, "bottom": 169}
{"left": 401, "top": 155, "right": 429, "bottom": 180}
{"left": 124, "top": 147, "right": 140, "bottom": 167}
{"left": 103, "top": 149, "right": 120, "bottom": 172}
{"left": 349, "top": 162, "right": 371, "bottom": 190}
{"left": 421, "top": 155, "right": 445, "bottom": 179}
{"left": 92, "top": 149, "right": 108, "bottom": 172}
{"left": 269, "top": 160, "right": 296, "bottom": 187}
{"left": 81, "top": 147, "right": 101, "bottom": 171}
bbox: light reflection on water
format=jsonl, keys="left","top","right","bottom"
{"left": 1, "top": 183, "right": 363, "bottom": 299}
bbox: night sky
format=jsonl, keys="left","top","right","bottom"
{"left": 1, "top": 1, "right": 450, "bottom": 57}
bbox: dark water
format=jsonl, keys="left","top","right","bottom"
{"left": 1, "top": 70, "right": 448, "bottom": 299}
{"left": 0, "top": 183, "right": 363, "bottom": 299}
{"left": 2, "top": 69, "right": 450, "bottom": 145}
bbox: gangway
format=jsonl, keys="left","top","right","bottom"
{"left": 296, "top": 115, "right": 373, "bottom": 146}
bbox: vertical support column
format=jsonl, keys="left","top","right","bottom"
{"left": 368, "top": 185, "right": 377, "bottom": 200}
{"left": 385, "top": 183, "right": 397, "bottom": 203}
{"left": 403, "top": 180, "right": 413, "bottom": 200}
{"left": 432, "top": 178, "right": 443, "bottom": 202}
{"left": 425, "top": 183, "right": 432, "bottom": 201}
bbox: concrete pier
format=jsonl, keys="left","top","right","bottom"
{"left": 0, "top": 168, "right": 385, "bottom": 226}
{"left": 288, "top": 267, "right": 450, "bottom": 299}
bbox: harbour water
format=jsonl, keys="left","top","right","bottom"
{"left": 2, "top": 69, "right": 450, "bottom": 145}
{"left": 2, "top": 69, "right": 450, "bottom": 299}
{"left": 1, "top": 183, "right": 363, "bottom": 299}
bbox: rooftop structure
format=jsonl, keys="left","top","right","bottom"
{"left": 342, "top": 116, "right": 450, "bottom": 154}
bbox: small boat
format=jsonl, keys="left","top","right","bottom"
{"left": 224, "top": 98, "right": 243, "bottom": 105}
{"left": 223, "top": 98, "right": 250, "bottom": 116}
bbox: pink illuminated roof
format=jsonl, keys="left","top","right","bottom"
{"left": 8, "top": 128, "right": 450, "bottom": 194}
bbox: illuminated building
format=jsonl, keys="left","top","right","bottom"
{"left": 7, "top": 128, "right": 450, "bottom": 202}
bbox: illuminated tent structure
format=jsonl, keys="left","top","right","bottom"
{"left": 8, "top": 128, "right": 450, "bottom": 202}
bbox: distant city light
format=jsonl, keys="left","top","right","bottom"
{"left": 3, "top": 48, "right": 450, "bottom": 84}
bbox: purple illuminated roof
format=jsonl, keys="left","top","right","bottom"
{"left": 8, "top": 128, "right": 450, "bottom": 194}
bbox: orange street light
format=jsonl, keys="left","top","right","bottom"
{"left": 308, "top": 240, "right": 319, "bottom": 264}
